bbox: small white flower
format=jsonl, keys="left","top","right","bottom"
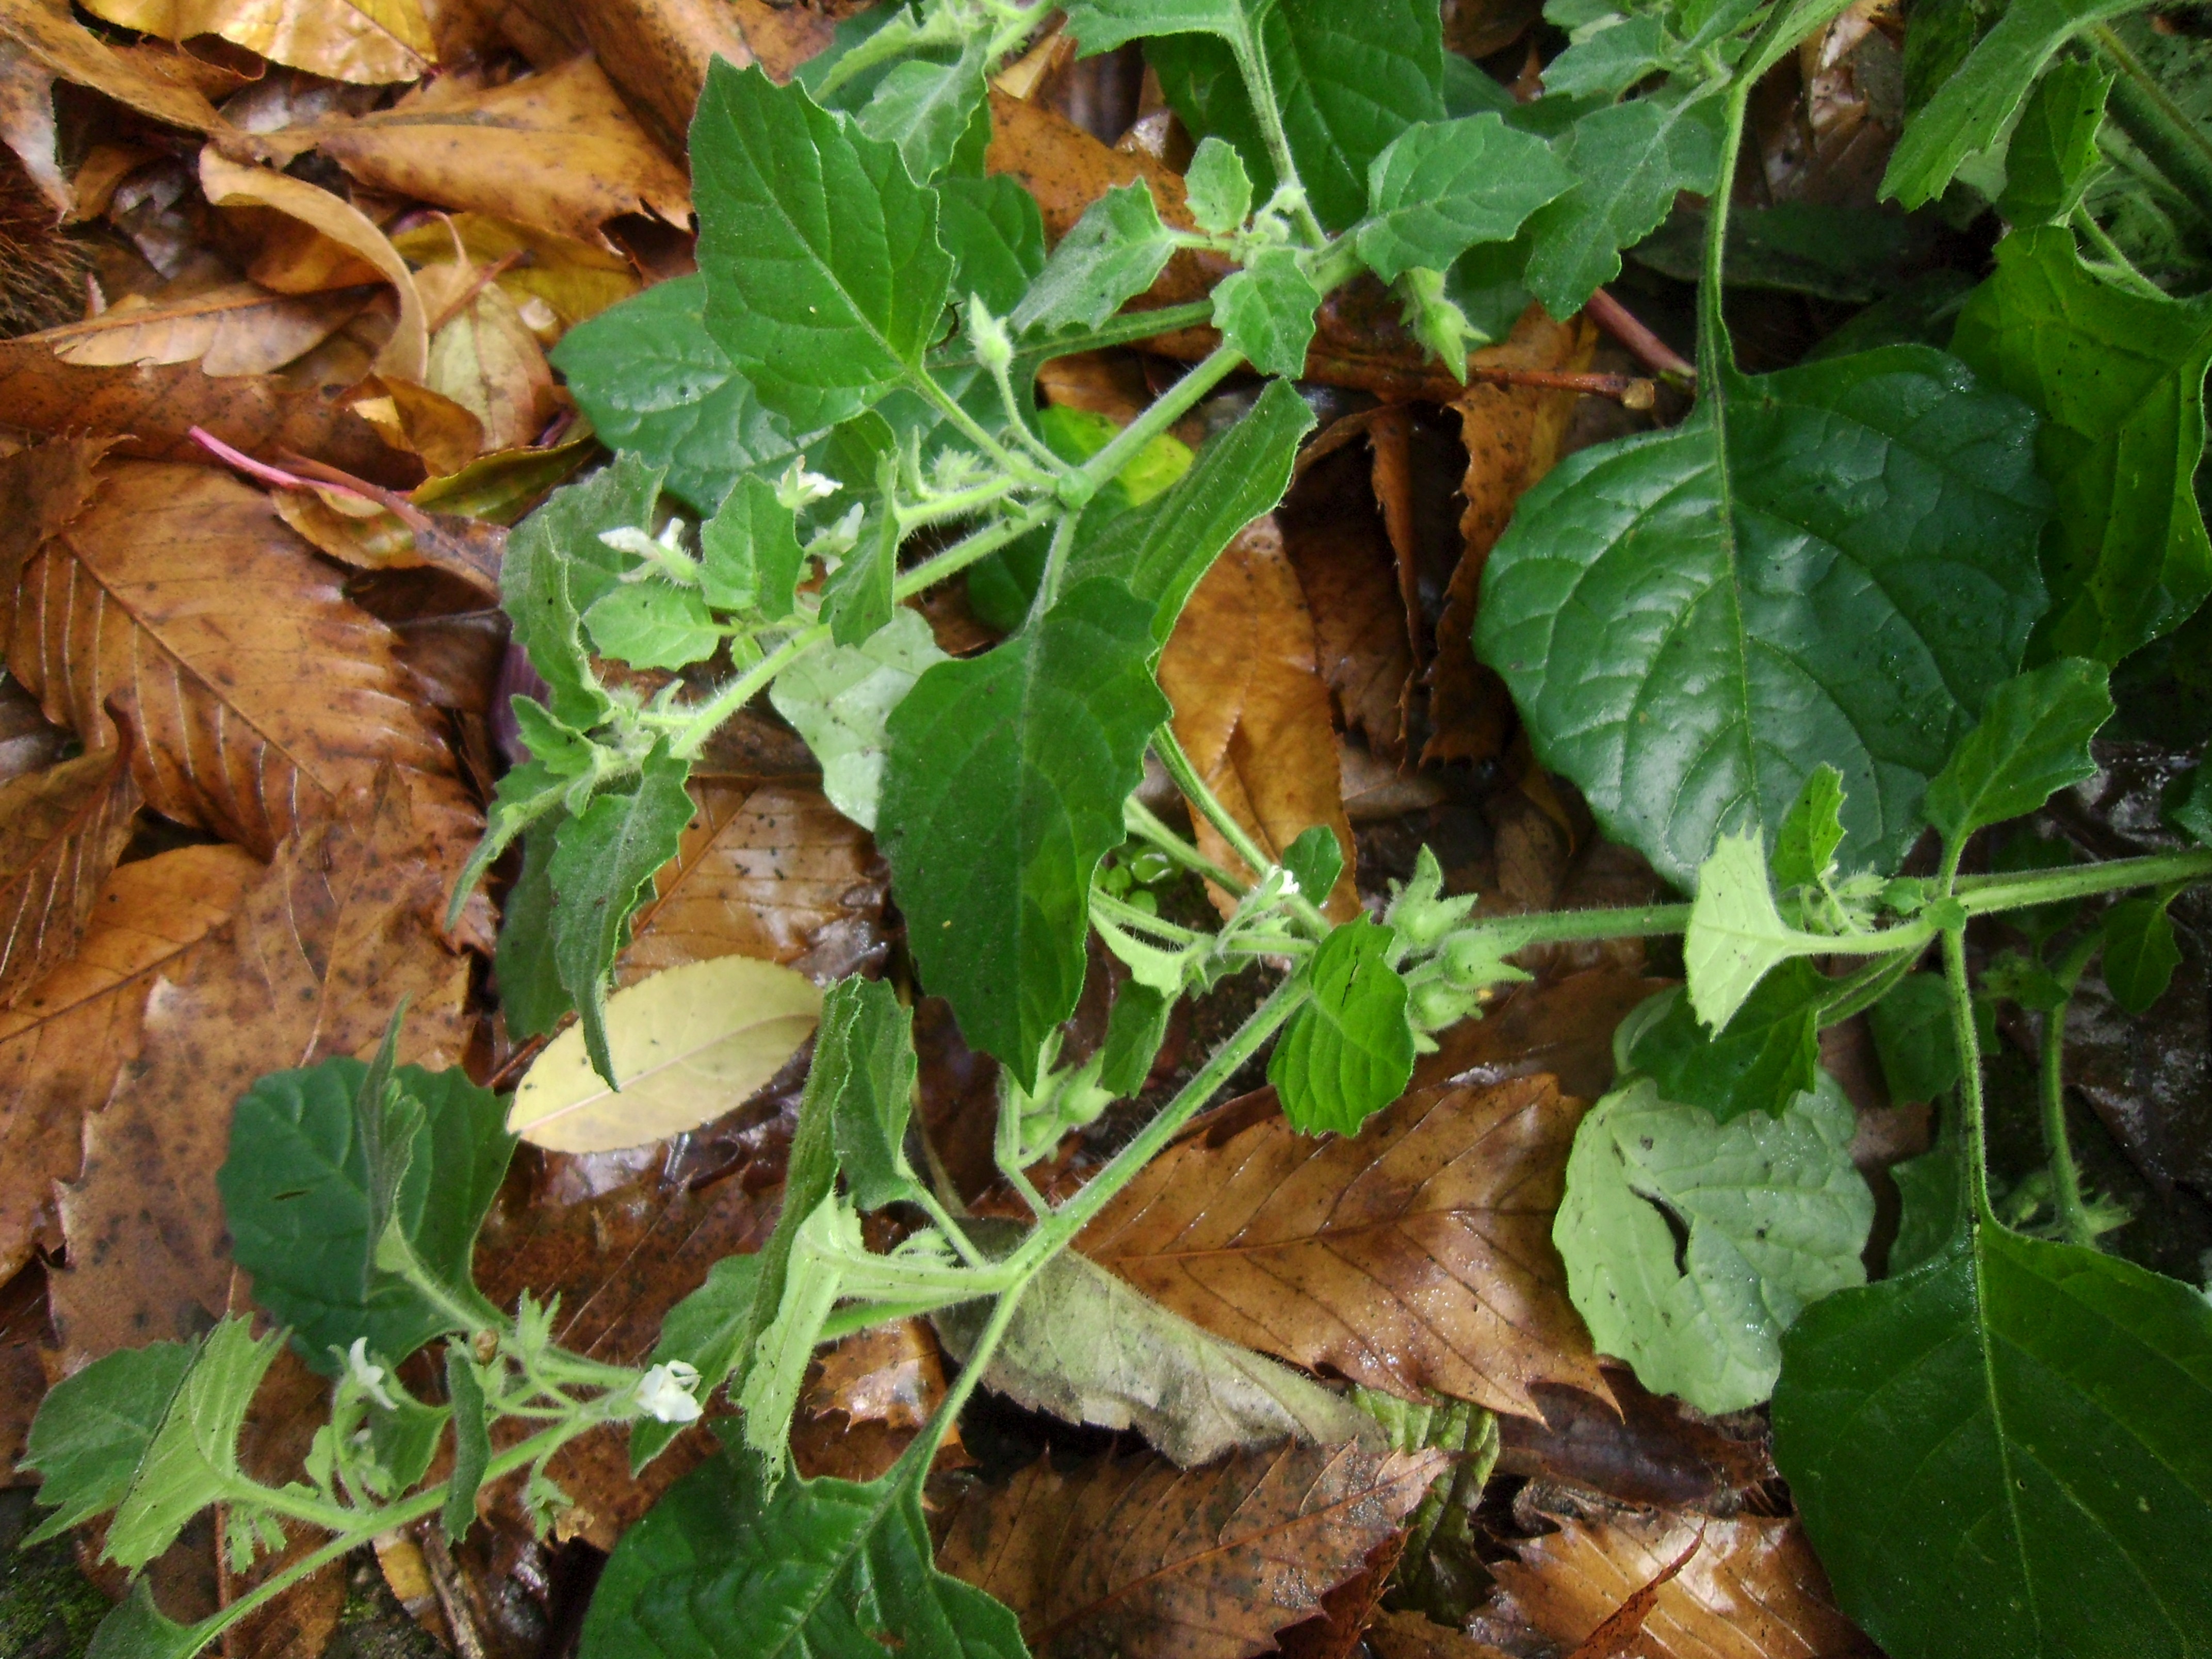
{"left": 776, "top": 457, "right": 840, "bottom": 511}
{"left": 1278, "top": 869, "right": 1301, "bottom": 897}
{"left": 597, "top": 525, "right": 665, "bottom": 560}
{"left": 345, "top": 1339, "right": 397, "bottom": 1411}
{"left": 806, "top": 502, "right": 866, "bottom": 560}
{"left": 633, "top": 1361, "right": 703, "bottom": 1424}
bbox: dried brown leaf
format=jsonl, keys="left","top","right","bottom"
{"left": 20, "top": 281, "right": 371, "bottom": 378}
{"left": 0, "top": 675, "right": 70, "bottom": 785}
{"left": 938, "top": 1441, "right": 1446, "bottom": 1659}
{"left": 349, "top": 372, "right": 487, "bottom": 474}
{"left": 0, "top": 0, "right": 227, "bottom": 138}
{"left": 567, "top": 0, "right": 754, "bottom": 156}
{"left": 419, "top": 276, "right": 557, "bottom": 456}
{"left": 0, "top": 434, "right": 107, "bottom": 627}
{"left": 1280, "top": 438, "right": 1415, "bottom": 760}
{"left": 0, "top": 1261, "right": 50, "bottom": 1480}
{"left": 1364, "top": 1609, "right": 1517, "bottom": 1659}
{"left": 806, "top": 1317, "right": 945, "bottom": 1431}
{"left": 48, "top": 771, "right": 471, "bottom": 1362}
{"left": 1496, "top": 1370, "right": 1774, "bottom": 1512}
{"left": 1158, "top": 519, "right": 1360, "bottom": 921}
{"left": 1076, "top": 1075, "right": 1611, "bottom": 1416}
{"left": 391, "top": 210, "right": 639, "bottom": 333}
{"left": 0, "top": 746, "right": 139, "bottom": 1006}
{"left": 10, "top": 458, "right": 477, "bottom": 861}
{"left": 84, "top": 0, "right": 434, "bottom": 86}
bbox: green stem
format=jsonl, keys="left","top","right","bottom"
{"left": 1815, "top": 946, "right": 1924, "bottom": 1026}
{"left": 2037, "top": 929, "right": 2106, "bottom": 1248}
{"left": 1152, "top": 724, "right": 1271, "bottom": 875}
{"left": 1696, "top": 82, "right": 1752, "bottom": 394}
{"left": 2093, "top": 24, "right": 2212, "bottom": 230}
{"left": 894, "top": 472, "right": 1029, "bottom": 534}
{"left": 671, "top": 625, "right": 829, "bottom": 759}
{"left": 1124, "top": 799, "right": 1250, "bottom": 897}
{"left": 893, "top": 497, "right": 1059, "bottom": 599}
{"left": 926, "top": 301, "right": 1218, "bottom": 372}
{"left": 1456, "top": 902, "right": 1694, "bottom": 952}
{"left": 1090, "top": 887, "right": 1207, "bottom": 944}
{"left": 911, "top": 369, "right": 1055, "bottom": 490}
{"left": 1032, "top": 507, "right": 1081, "bottom": 615}
{"left": 1226, "top": 28, "right": 1327, "bottom": 247}
{"left": 2072, "top": 204, "right": 2170, "bottom": 299}
{"left": 1076, "top": 343, "right": 1247, "bottom": 501}
{"left": 1953, "top": 847, "right": 2212, "bottom": 916}
{"left": 1941, "top": 926, "right": 1993, "bottom": 1218}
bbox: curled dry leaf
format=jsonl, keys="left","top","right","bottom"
{"left": 1076, "top": 1074, "right": 1612, "bottom": 1417}
{"left": 0, "top": 746, "right": 139, "bottom": 1007}
{"left": 1158, "top": 518, "right": 1360, "bottom": 921}
{"left": 1489, "top": 1512, "right": 1876, "bottom": 1659}
{"left": 391, "top": 212, "right": 639, "bottom": 334}
{"left": 0, "top": 0, "right": 226, "bottom": 139}
{"left": 9, "top": 458, "right": 477, "bottom": 861}
{"left": 82, "top": 0, "right": 434, "bottom": 85}
{"left": 508, "top": 955, "right": 822, "bottom": 1153}
{"left": 18, "top": 281, "right": 373, "bottom": 377}
{"left": 348, "top": 371, "right": 487, "bottom": 475}
{"left": 416, "top": 267, "right": 559, "bottom": 457}
{"left": 299, "top": 58, "right": 690, "bottom": 243}
{"left": 1281, "top": 435, "right": 1417, "bottom": 760}
{"left": 0, "top": 843, "right": 261, "bottom": 1284}
{"left": 937, "top": 1440, "right": 1447, "bottom": 1659}
{"left": 48, "top": 770, "right": 471, "bottom": 1362}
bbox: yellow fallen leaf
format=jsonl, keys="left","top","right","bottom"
{"left": 84, "top": 0, "right": 433, "bottom": 86}
{"left": 509, "top": 955, "right": 822, "bottom": 1153}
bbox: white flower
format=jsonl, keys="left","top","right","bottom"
{"left": 345, "top": 1339, "right": 397, "bottom": 1411}
{"left": 1278, "top": 869, "right": 1301, "bottom": 897}
{"left": 776, "top": 457, "right": 839, "bottom": 511}
{"left": 633, "top": 1361, "right": 703, "bottom": 1424}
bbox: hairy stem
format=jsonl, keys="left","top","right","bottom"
{"left": 2094, "top": 23, "right": 2212, "bottom": 231}
{"left": 1941, "top": 926, "right": 1993, "bottom": 1218}
{"left": 2039, "top": 929, "right": 2107, "bottom": 1248}
{"left": 1954, "top": 847, "right": 2212, "bottom": 916}
{"left": 1076, "top": 343, "right": 1247, "bottom": 500}
{"left": 1124, "top": 798, "right": 1250, "bottom": 896}
{"left": 1224, "top": 26, "right": 1327, "bottom": 247}
{"left": 1696, "top": 82, "right": 1751, "bottom": 393}
{"left": 926, "top": 301, "right": 1218, "bottom": 372}
{"left": 2072, "top": 203, "right": 2171, "bottom": 299}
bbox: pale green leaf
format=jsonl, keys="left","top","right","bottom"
{"left": 1683, "top": 831, "right": 1841, "bottom": 1030}
{"left": 819, "top": 975, "right": 922, "bottom": 1212}
{"left": 1211, "top": 247, "right": 1320, "bottom": 377}
{"left": 106, "top": 1320, "right": 284, "bottom": 1570}
{"left": 502, "top": 455, "right": 664, "bottom": 729}
{"left": 1539, "top": 17, "right": 1669, "bottom": 97}
{"left": 1184, "top": 134, "right": 1251, "bottom": 233}
{"left": 1011, "top": 181, "right": 1178, "bottom": 337}
{"left": 1770, "top": 763, "right": 1846, "bottom": 891}
{"left": 632, "top": 1252, "right": 766, "bottom": 1471}
{"left": 700, "top": 474, "right": 805, "bottom": 619}
{"left": 584, "top": 579, "right": 721, "bottom": 671}
{"left": 22, "top": 1343, "right": 195, "bottom": 1543}
{"left": 769, "top": 609, "right": 947, "bottom": 831}
{"left": 851, "top": 36, "right": 987, "bottom": 183}
{"left": 1996, "top": 60, "right": 2111, "bottom": 225}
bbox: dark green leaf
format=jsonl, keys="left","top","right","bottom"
{"left": 701, "top": 474, "right": 805, "bottom": 619}
{"left": 1184, "top": 134, "right": 1251, "bottom": 233}
{"left": 2102, "top": 894, "right": 2182, "bottom": 1014}
{"left": 1773, "top": 1218, "right": 2212, "bottom": 1659}
{"left": 1099, "top": 981, "right": 1172, "bottom": 1097}
{"left": 1269, "top": 917, "right": 1414, "bottom": 1136}
{"left": 22, "top": 1343, "right": 195, "bottom": 1543}
{"left": 577, "top": 1445, "right": 1024, "bottom": 1659}
{"left": 550, "top": 742, "right": 697, "bottom": 1085}
{"left": 502, "top": 455, "right": 664, "bottom": 729}
{"left": 106, "top": 1319, "right": 282, "bottom": 1570}
{"left": 219, "top": 1058, "right": 513, "bottom": 1372}
{"left": 629, "top": 1254, "right": 765, "bottom": 1473}
{"left": 1996, "top": 60, "right": 2111, "bottom": 225}
{"left": 1355, "top": 115, "right": 1572, "bottom": 282}
{"left": 443, "top": 1345, "right": 489, "bottom": 1543}
{"left": 1477, "top": 347, "right": 2050, "bottom": 889}
{"left": 1061, "top": 0, "right": 1243, "bottom": 53}
{"left": 369, "top": 1389, "right": 449, "bottom": 1493}
{"left": 1281, "top": 823, "right": 1345, "bottom": 902}
{"left": 548, "top": 277, "right": 800, "bottom": 515}
{"left": 1623, "top": 967, "right": 1827, "bottom": 1124}
{"left": 818, "top": 976, "right": 922, "bottom": 1211}
{"left": 1923, "top": 657, "right": 2112, "bottom": 845}
{"left": 1951, "top": 226, "right": 2212, "bottom": 663}
{"left": 1011, "top": 181, "right": 1178, "bottom": 337}
{"left": 86, "top": 1581, "right": 206, "bottom": 1659}
{"left": 1443, "top": 47, "right": 1516, "bottom": 117}
{"left": 1211, "top": 247, "right": 1320, "bottom": 377}
{"left": 353, "top": 1005, "right": 412, "bottom": 1267}
{"left": 1886, "top": 1127, "right": 1962, "bottom": 1276}
{"left": 938, "top": 174, "right": 1048, "bottom": 315}
{"left": 1868, "top": 972, "right": 1961, "bottom": 1103}
{"left": 879, "top": 579, "right": 1168, "bottom": 1087}
{"left": 1539, "top": 17, "right": 1668, "bottom": 97}
{"left": 1632, "top": 201, "right": 1940, "bottom": 305}
{"left": 823, "top": 499, "right": 900, "bottom": 647}
{"left": 496, "top": 810, "right": 570, "bottom": 1040}
{"left": 692, "top": 62, "right": 950, "bottom": 431}
{"left": 2168, "top": 762, "right": 2212, "bottom": 847}
{"left": 1771, "top": 763, "right": 1847, "bottom": 891}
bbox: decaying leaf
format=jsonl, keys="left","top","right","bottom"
{"left": 508, "top": 955, "right": 822, "bottom": 1153}
{"left": 0, "top": 746, "right": 139, "bottom": 1007}
{"left": 1365, "top": 1609, "right": 1517, "bottom": 1659}
{"left": 9, "top": 458, "right": 476, "bottom": 861}
{"left": 937, "top": 1440, "right": 1447, "bottom": 1659}
{"left": 1158, "top": 518, "right": 1360, "bottom": 921}
{"left": 48, "top": 770, "right": 470, "bottom": 1362}
{"left": 1281, "top": 438, "right": 1417, "bottom": 759}
{"left": 0, "top": 843, "right": 260, "bottom": 1285}
{"left": 1076, "top": 1075, "right": 1611, "bottom": 1417}
{"left": 807, "top": 1317, "right": 946, "bottom": 1432}
{"left": 1489, "top": 1511, "right": 1875, "bottom": 1659}
{"left": 82, "top": 0, "right": 434, "bottom": 86}
{"left": 390, "top": 211, "right": 639, "bottom": 333}
{"left": 416, "top": 259, "right": 560, "bottom": 457}
{"left": 0, "top": 0, "right": 227, "bottom": 139}
{"left": 20, "top": 282, "right": 372, "bottom": 378}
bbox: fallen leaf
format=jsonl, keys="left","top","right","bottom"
{"left": 1276, "top": 1534, "right": 1409, "bottom": 1659}
{"left": 1489, "top": 1512, "right": 1876, "bottom": 1659}
{"left": 1365, "top": 1609, "right": 1518, "bottom": 1659}
{"left": 1158, "top": 518, "right": 1360, "bottom": 921}
{"left": 1564, "top": 1526, "right": 1704, "bottom": 1659}
{"left": 10, "top": 458, "right": 476, "bottom": 861}
{"left": 199, "top": 148, "right": 428, "bottom": 382}
{"left": 0, "top": 0, "right": 226, "bottom": 139}
{"left": 299, "top": 58, "right": 689, "bottom": 243}
{"left": 0, "top": 746, "right": 140, "bottom": 1006}
{"left": 349, "top": 371, "right": 487, "bottom": 475}
{"left": 806, "top": 1316, "right": 946, "bottom": 1432}
{"left": 1413, "top": 965, "right": 1669, "bottom": 1102}
{"left": 83, "top": 0, "right": 434, "bottom": 86}
{"left": 20, "top": 282, "right": 372, "bottom": 377}
{"left": 0, "top": 673, "right": 70, "bottom": 783}
{"left": 1076, "top": 1075, "right": 1612, "bottom": 1417}
{"left": 937, "top": 1440, "right": 1447, "bottom": 1659}
{"left": 48, "top": 770, "right": 471, "bottom": 1362}
{"left": 0, "top": 1261, "right": 53, "bottom": 1478}
{"left": 1, "top": 435, "right": 109, "bottom": 626}
{"left": 389, "top": 211, "right": 639, "bottom": 333}
{"left": 508, "top": 955, "right": 822, "bottom": 1153}
{"left": 418, "top": 270, "right": 558, "bottom": 457}
{"left": 1495, "top": 1370, "right": 1774, "bottom": 1511}
{"left": 1280, "top": 435, "right": 1417, "bottom": 759}
{"left": 0, "top": 843, "right": 259, "bottom": 1289}
{"left": 567, "top": 0, "right": 757, "bottom": 156}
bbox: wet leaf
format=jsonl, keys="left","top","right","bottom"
{"left": 0, "top": 747, "right": 139, "bottom": 1007}
{"left": 83, "top": 0, "right": 433, "bottom": 85}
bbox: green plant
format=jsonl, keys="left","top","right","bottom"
{"left": 20, "top": 2, "right": 2212, "bottom": 1656}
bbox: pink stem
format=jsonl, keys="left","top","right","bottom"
{"left": 1585, "top": 289, "right": 1696, "bottom": 383}
{"left": 188, "top": 426, "right": 375, "bottom": 501}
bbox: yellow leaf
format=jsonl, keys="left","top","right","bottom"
{"left": 83, "top": 0, "right": 433, "bottom": 86}
{"left": 509, "top": 956, "right": 822, "bottom": 1153}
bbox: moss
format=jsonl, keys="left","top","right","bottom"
{"left": 0, "top": 1490, "right": 112, "bottom": 1659}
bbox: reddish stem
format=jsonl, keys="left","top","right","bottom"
{"left": 1585, "top": 288, "right": 1696, "bottom": 383}
{"left": 188, "top": 426, "right": 375, "bottom": 501}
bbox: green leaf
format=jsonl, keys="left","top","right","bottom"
{"left": 1184, "top": 134, "right": 1251, "bottom": 233}
{"left": 1951, "top": 226, "right": 2212, "bottom": 663}
{"left": 550, "top": 741, "right": 697, "bottom": 1086}
{"left": 1683, "top": 831, "right": 1849, "bottom": 1030}
{"left": 1539, "top": 17, "right": 1668, "bottom": 98}
{"left": 1146, "top": 0, "right": 1445, "bottom": 231}
{"left": 1268, "top": 917, "right": 1415, "bottom": 1136}
{"left": 1868, "top": 972, "right": 1962, "bottom": 1103}
{"left": 822, "top": 496, "right": 900, "bottom": 647}
{"left": 851, "top": 35, "right": 987, "bottom": 183}
{"left": 22, "top": 1343, "right": 196, "bottom": 1543}
{"left": 1062, "top": 0, "right": 1242, "bottom": 53}
{"left": 443, "top": 1345, "right": 489, "bottom": 1543}
{"left": 2168, "top": 761, "right": 2212, "bottom": 846}
{"left": 1772, "top": 1220, "right": 2212, "bottom": 1659}
{"left": 737, "top": 1197, "right": 870, "bottom": 1478}
{"left": 86, "top": 1581, "right": 207, "bottom": 1659}
{"left": 1923, "top": 657, "right": 2113, "bottom": 845}
{"left": 938, "top": 174, "right": 1047, "bottom": 315}
{"left": 1996, "top": 59, "right": 2111, "bottom": 225}
{"left": 1557, "top": 1073, "right": 1872, "bottom": 1414}
{"left": 630, "top": 1253, "right": 765, "bottom": 1472}
{"left": 700, "top": 476, "right": 805, "bottom": 619}
{"left": 1477, "top": 347, "right": 2051, "bottom": 890}
{"left": 496, "top": 811, "right": 570, "bottom": 1040}
{"left": 502, "top": 454, "right": 664, "bottom": 729}
{"left": 1010, "top": 181, "right": 1178, "bottom": 337}
{"left": 1098, "top": 981, "right": 1172, "bottom": 1097}
{"left": 769, "top": 608, "right": 947, "bottom": 831}
{"left": 1069, "top": 377, "right": 1315, "bottom": 639}
{"left": 584, "top": 579, "right": 721, "bottom": 671}
{"left": 1881, "top": 0, "right": 2137, "bottom": 209}
{"left": 1356, "top": 115, "right": 1573, "bottom": 283}
{"left": 934, "top": 1220, "right": 1381, "bottom": 1467}
{"left": 219, "top": 1058, "right": 513, "bottom": 1371}
{"left": 1281, "top": 822, "right": 1345, "bottom": 902}
{"left": 692, "top": 61, "right": 951, "bottom": 431}
{"left": 2102, "top": 894, "right": 2182, "bottom": 1014}
{"left": 368, "top": 1388, "right": 449, "bottom": 1493}
{"left": 879, "top": 578, "right": 1169, "bottom": 1087}
{"left": 1622, "top": 967, "right": 1827, "bottom": 1124}
{"left": 106, "top": 1319, "right": 283, "bottom": 1570}
{"left": 1211, "top": 247, "right": 1320, "bottom": 377}
{"left": 577, "top": 1445, "right": 1026, "bottom": 1659}
{"left": 1887, "top": 1127, "right": 1962, "bottom": 1276}
{"left": 1522, "top": 89, "right": 1729, "bottom": 319}
{"left": 818, "top": 976, "right": 922, "bottom": 1212}
{"left": 548, "top": 277, "right": 800, "bottom": 515}
{"left": 1770, "top": 762, "right": 1846, "bottom": 891}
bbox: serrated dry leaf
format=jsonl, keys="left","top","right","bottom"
{"left": 299, "top": 58, "right": 689, "bottom": 242}
{"left": 199, "top": 148, "right": 427, "bottom": 381}
{"left": 1158, "top": 518, "right": 1360, "bottom": 922}
{"left": 0, "top": 0, "right": 226, "bottom": 140}
{"left": 509, "top": 955, "right": 822, "bottom": 1153}
{"left": 84, "top": 0, "right": 434, "bottom": 86}
{"left": 621, "top": 780, "right": 890, "bottom": 986}
{"left": 0, "top": 843, "right": 259, "bottom": 1283}
{"left": 0, "top": 746, "right": 140, "bottom": 1006}
{"left": 20, "top": 281, "right": 371, "bottom": 377}
{"left": 1488, "top": 1512, "right": 1875, "bottom": 1659}
{"left": 1076, "top": 1075, "right": 1611, "bottom": 1417}
{"left": 9, "top": 458, "right": 476, "bottom": 861}
{"left": 938, "top": 1440, "right": 1446, "bottom": 1659}
{"left": 48, "top": 770, "right": 470, "bottom": 1361}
